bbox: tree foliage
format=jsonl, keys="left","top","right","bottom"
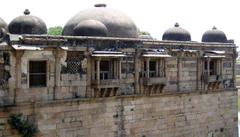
{"left": 47, "top": 26, "right": 63, "bottom": 36}
{"left": 139, "top": 31, "right": 151, "bottom": 36}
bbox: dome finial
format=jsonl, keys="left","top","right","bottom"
{"left": 24, "top": 9, "right": 30, "bottom": 15}
{"left": 212, "top": 26, "right": 217, "bottom": 30}
{"left": 175, "top": 23, "right": 179, "bottom": 27}
{"left": 94, "top": 3, "right": 107, "bottom": 7}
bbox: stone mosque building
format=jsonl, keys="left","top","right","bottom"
{"left": 0, "top": 4, "right": 238, "bottom": 137}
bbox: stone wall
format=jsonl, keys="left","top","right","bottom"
{"left": 0, "top": 91, "right": 237, "bottom": 137}
{"left": 1, "top": 46, "right": 236, "bottom": 103}
{"left": 223, "top": 59, "right": 234, "bottom": 88}
{"left": 180, "top": 59, "right": 197, "bottom": 92}
{"left": 165, "top": 58, "right": 178, "bottom": 92}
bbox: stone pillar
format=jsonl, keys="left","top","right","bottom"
{"left": 164, "top": 58, "right": 166, "bottom": 77}
{"left": 91, "top": 59, "right": 95, "bottom": 80}
{"left": 232, "top": 48, "right": 236, "bottom": 88}
{"left": 54, "top": 50, "right": 61, "bottom": 87}
{"left": 15, "top": 50, "right": 24, "bottom": 103}
{"left": 196, "top": 57, "right": 200, "bottom": 90}
{"left": 219, "top": 58, "right": 223, "bottom": 89}
{"left": 146, "top": 58, "right": 150, "bottom": 78}
{"left": 15, "top": 51, "right": 24, "bottom": 89}
{"left": 113, "top": 59, "right": 116, "bottom": 79}
{"left": 86, "top": 51, "right": 92, "bottom": 97}
{"left": 53, "top": 49, "right": 62, "bottom": 100}
{"left": 134, "top": 49, "right": 140, "bottom": 94}
{"left": 118, "top": 59, "right": 121, "bottom": 79}
{"left": 96, "top": 59, "right": 100, "bottom": 83}
{"left": 220, "top": 59, "right": 223, "bottom": 76}
{"left": 216, "top": 59, "right": 219, "bottom": 75}
{"left": 207, "top": 58, "right": 210, "bottom": 76}
{"left": 156, "top": 59, "right": 159, "bottom": 77}
{"left": 177, "top": 57, "right": 181, "bottom": 92}
{"left": 141, "top": 59, "right": 144, "bottom": 77}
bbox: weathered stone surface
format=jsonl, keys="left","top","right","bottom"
{"left": 0, "top": 91, "right": 237, "bottom": 137}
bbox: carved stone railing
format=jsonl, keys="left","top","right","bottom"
{"left": 203, "top": 74, "right": 222, "bottom": 83}
{"left": 141, "top": 77, "right": 167, "bottom": 86}
{"left": 203, "top": 74, "right": 222, "bottom": 90}
{"left": 91, "top": 79, "right": 120, "bottom": 88}
{"left": 91, "top": 79, "right": 120, "bottom": 97}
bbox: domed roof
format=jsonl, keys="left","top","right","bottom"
{"left": 0, "top": 17, "right": 8, "bottom": 31}
{"left": 162, "top": 23, "right": 191, "bottom": 41}
{"left": 202, "top": 26, "right": 227, "bottom": 43}
{"left": 73, "top": 20, "right": 108, "bottom": 36}
{"left": 63, "top": 4, "right": 138, "bottom": 38}
{"left": 8, "top": 9, "right": 47, "bottom": 34}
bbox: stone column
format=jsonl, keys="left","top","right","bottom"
{"left": 15, "top": 50, "right": 24, "bottom": 103}
{"left": 207, "top": 58, "right": 210, "bottom": 76}
{"left": 220, "top": 59, "right": 223, "bottom": 76}
{"left": 86, "top": 51, "right": 92, "bottom": 97}
{"left": 134, "top": 49, "right": 140, "bottom": 94}
{"left": 216, "top": 59, "right": 219, "bottom": 75}
{"left": 232, "top": 48, "right": 236, "bottom": 88}
{"left": 219, "top": 58, "right": 223, "bottom": 89}
{"left": 196, "top": 57, "right": 200, "bottom": 90}
{"left": 53, "top": 49, "right": 62, "bottom": 100}
{"left": 156, "top": 59, "right": 159, "bottom": 77}
{"left": 113, "top": 59, "right": 116, "bottom": 79}
{"left": 177, "top": 57, "right": 180, "bottom": 92}
{"left": 96, "top": 59, "right": 100, "bottom": 83}
{"left": 91, "top": 59, "right": 95, "bottom": 80}
{"left": 146, "top": 58, "right": 150, "bottom": 78}
{"left": 15, "top": 51, "right": 24, "bottom": 88}
{"left": 55, "top": 50, "right": 61, "bottom": 87}
{"left": 141, "top": 59, "right": 144, "bottom": 77}
{"left": 53, "top": 50, "right": 58, "bottom": 99}
{"left": 118, "top": 59, "right": 121, "bottom": 79}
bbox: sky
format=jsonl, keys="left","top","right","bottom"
{"left": 0, "top": 0, "right": 239, "bottom": 47}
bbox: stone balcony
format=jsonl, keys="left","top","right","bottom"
{"left": 141, "top": 77, "right": 167, "bottom": 86}
{"left": 203, "top": 74, "right": 222, "bottom": 90}
{"left": 203, "top": 75, "right": 222, "bottom": 83}
{"left": 91, "top": 79, "right": 120, "bottom": 89}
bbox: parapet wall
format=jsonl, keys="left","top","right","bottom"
{"left": 0, "top": 90, "right": 237, "bottom": 137}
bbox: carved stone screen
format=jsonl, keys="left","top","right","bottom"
{"left": 64, "top": 51, "right": 85, "bottom": 74}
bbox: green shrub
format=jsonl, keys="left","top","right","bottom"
{"left": 8, "top": 113, "right": 38, "bottom": 137}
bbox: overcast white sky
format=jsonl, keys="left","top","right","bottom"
{"left": 0, "top": 0, "right": 239, "bottom": 47}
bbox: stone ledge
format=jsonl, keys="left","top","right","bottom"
{"left": 1, "top": 88, "right": 237, "bottom": 109}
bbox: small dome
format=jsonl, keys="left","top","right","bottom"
{"left": 73, "top": 20, "right": 108, "bottom": 36}
{"left": 8, "top": 9, "right": 47, "bottom": 34}
{"left": 63, "top": 4, "right": 138, "bottom": 38}
{"left": 202, "top": 26, "right": 227, "bottom": 43}
{"left": 0, "top": 17, "right": 8, "bottom": 31}
{"left": 162, "top": 23, "right": 191, "bottom": 41}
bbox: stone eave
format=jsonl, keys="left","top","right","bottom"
{"left": 7, "top": 34, "right": 236, "bottom": 49}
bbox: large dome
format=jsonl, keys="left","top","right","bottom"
{"left": 162, "top": 23, "right": 191, "bottom": 41}
{"left": 0, "top": 17, "right": 8, "bottom": 31}
{"left": 63, "top": 4, "right": 138, "bottom": 38}
{"left": 202, "top": 26, "right": 227, "bottom": 43}
{"left": 8, "top": 9, "right": 47, "bottom": 35}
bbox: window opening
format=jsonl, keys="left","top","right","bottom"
{"left": 29, "top": 61, "right": 47, "bottom": 87}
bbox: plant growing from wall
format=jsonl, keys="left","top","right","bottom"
{"left": 8, "top": 113, "right": 38, "bottom": 137}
